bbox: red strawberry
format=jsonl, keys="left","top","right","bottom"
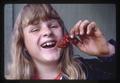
{"left": 57, "top": 34, "right": 79, "bottom": 48}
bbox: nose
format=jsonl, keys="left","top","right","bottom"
{"left": 41, "top": 25, "right": 52, "bottom": 37}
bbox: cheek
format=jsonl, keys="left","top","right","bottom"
{"left": 24, "top": 34, "right": 37, "bottom": 51}
{"left": 24, "top": 35, "right": 40, "bottom": 59}
{"left": 54, "top": 28, "right": 63, "bottom": 39}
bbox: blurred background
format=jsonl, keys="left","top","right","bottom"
{"left": 4, "top": 4, "right": 116, "bottom": 75}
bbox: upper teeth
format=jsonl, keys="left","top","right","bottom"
{"left": 42, "top": 41, "right": 55, "bottom": 47}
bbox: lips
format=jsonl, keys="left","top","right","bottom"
{"left": 40, "top": 40, "right": 57, "bottom": 48}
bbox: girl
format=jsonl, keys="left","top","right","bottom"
{"left": 6, "top": 4, "right": 115, "bottom": 80}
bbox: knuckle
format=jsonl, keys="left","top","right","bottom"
{"left": 91, "top": 21, "right": 96, "bottom": 25}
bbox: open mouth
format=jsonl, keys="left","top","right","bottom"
{"left": 41, "top": 40, "right": 57, "bottom": 48}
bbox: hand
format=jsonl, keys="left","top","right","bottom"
{"left": 70, "top": 20, "right": 110, "bottom": 56}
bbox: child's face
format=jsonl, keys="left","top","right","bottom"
{"left": 23, "top": 19, "right": 63, "bottom": 63}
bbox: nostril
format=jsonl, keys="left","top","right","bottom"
{"left": 43, "top": 31, "right": 53, "bottom": 37}
{"left": 43, "top": 34, "right": 49, "bottom": 37}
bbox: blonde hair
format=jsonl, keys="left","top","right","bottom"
{"left": 6, "top": 4, "right": 86, "bottom": 80}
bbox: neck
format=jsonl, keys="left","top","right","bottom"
{"left": 33, "top": 60, "right": 61, "bottom": 79}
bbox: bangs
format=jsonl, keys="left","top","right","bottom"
{"left": 21, "top": 4, "right": 60, "bottom": 28}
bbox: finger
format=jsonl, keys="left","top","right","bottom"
{"left": 69, "top": 28, "right": 75, "bottom": 39}
{"left": 79, "top": 20, "right": 90, "bottom": 35}
{"left": 70, "top": 20, "right": 82, "bottom": 37}
{"left": 70, "top": 20, "right": 82, "bottom": 34}
{"left": 86, "top": 21, "right": 96, "bottom": 35}
{"left": 94, "top": 26, "right": 103, "bottom": 37}
{"left": 74, "top": 20, "right": 82, "bottom": 36}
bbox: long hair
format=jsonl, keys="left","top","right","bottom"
{"left": 6, "top": 4, "right": 86, "bottom": 79}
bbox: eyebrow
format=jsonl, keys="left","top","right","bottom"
{"left": 25, "top": 19, "right": 58, "bottom": 28}
{"left": 46, "top": 19, "right": 58, "bottom": 24}
{"left": 38, "top": 19, "right": 59, "bottom": 26}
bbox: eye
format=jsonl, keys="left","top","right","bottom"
{"left": 50, "top": 25, "right": 57, "bottom": 28}
{"left": 30, "top": 28, "right": 40, "bottom": 32}
{"left": 49, "top": 24, "right": 58, "bottom": 28}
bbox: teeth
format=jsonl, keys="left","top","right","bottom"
{"left": 47, "top": 42, "right": 52, "bottom": 46}
{"left": 42, "top": 41, "right": 55, "bottom": 47}
{"left": 43, "top": 43, "right": 47, "bottom": 47}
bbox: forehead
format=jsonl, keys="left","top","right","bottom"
{"left": 22, "top": 16, "right": 60, "bottom": 29}
{"left": 21, "top": 4, "right": 60, "bottom": 28}
{"left": 23, "top": 19, "right": 60, "bottom": 30}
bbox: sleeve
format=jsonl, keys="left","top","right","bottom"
{"left": 96, "top": 39, "right": 116, "bottom": 79}
{"left": 77, "top": 39, "right": 116, "bottom": 80}
{"left": 97, "top": 39, "right": 116, "bottom": 63}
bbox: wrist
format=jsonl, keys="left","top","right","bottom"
{"left": 107, "top": 43, "right": 115, "bottom": 56}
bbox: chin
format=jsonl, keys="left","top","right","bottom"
{"left": 43, "top": 52, "right": 60, "bottom": 62}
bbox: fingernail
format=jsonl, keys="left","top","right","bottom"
{"left": 69, "top": 34, "right": 74, "bottom": 39}
{"left": 80, "top": 31, "right": 83, "bottom": 35}
{"left": 87, "top": 31, "right": 89, "bottom": 34}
